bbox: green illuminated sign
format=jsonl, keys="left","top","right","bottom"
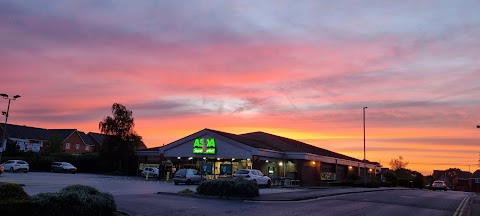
{"left": 193, "top": 138, "right": 216, "bottom": 155}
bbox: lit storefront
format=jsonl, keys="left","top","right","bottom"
{"left": 138, "top": 129, "right": 379, "bottom": 186}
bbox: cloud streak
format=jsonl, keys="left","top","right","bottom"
{"left": 1, "top": 1, "right": 479, "bottom": 175}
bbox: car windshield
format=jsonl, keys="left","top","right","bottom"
{"left": 235, "top": 170, "right": 249, "bottom": 174}
{"left": 63, "top": 163, "right": 73, "bottom": 166}
{"left": 175, "top": 169, "right": 187, "bottom": 175}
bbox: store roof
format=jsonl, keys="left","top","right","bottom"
{"left": 242, "top": 131, "right": 364, "bottom": 163}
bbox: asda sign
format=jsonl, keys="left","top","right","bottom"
{"left": 193, "top": 138, "right": 216, "bottom": 154}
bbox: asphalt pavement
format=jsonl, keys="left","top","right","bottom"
{"left": 160, "top": 186, "right": 478, "bottom": 216}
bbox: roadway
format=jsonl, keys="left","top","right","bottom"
{"left": 0, "top": 172, "right": 474, "bottom": 216}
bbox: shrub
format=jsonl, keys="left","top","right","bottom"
{"left": 0, "top": 183, "right": 30, "bottom": 201}
{"left": 397, "top": 178, "right": 412, "bottom": 188}
{"left": 0, "top": 184, "right": 32, "bottom": 215}
{"left": 31, "top": 185, "right": 116, "bottom": 216}
{"left": 382, "top": 170, "right": 398, "bottom": 182}
{"left": 196, "top": 179, "right": 259, "bottom": 198}
{"left": 412, "top": 175, "right": 425, "bottom": 189}
{"left": 347, "top": 172, "right": 361, "bottom": 181}
{"left": 381, "top": 181, "right": 397, "bottom": 187}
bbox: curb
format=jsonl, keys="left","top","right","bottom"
{"left": 157, "top": 191, "right": 245, "bottom": 201}
{"left": 245, "top": 188, "right": 413, "bottom": 202}
{"left": 116, "top": 210, "right": 132, "bottom": 216}
{"left": 156, "top": 188, "right": 412, "bottom": 202}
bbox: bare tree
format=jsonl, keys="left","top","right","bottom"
{"left": 389, "top": 156, "right": 409, "bottom": 170}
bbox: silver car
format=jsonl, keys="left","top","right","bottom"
{"left": 233, "top": 169, "right": 272, "bottom": 187}
{"left": 51, "top": 162, "right": 77, "bottom": 174}
{"left": 173, "top": 169, "right": 203, "bottom": 185}
{"left": 1, "top": 160, "right": 29, "bottom": 173}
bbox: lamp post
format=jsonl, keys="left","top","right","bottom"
{"left": 363, "top": 106, "right": 368, "bottom": 186}
{"left": 0, "top": 94, "right": 21, "bottom": 162}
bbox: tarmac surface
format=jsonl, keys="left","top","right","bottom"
{"left": 157, "top": 186, "right": 479, "bottom": 216}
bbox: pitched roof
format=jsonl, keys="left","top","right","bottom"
{"left": 207, "top": 129, "right": 278, "bottom": 150}
{"left": 457, "top": 171, "right": 472, "bottom": 179}
{"left": 78, "top": 131, "right": 95, "bottom": 146}
{"left": 0, "top": 123, "right": 98, "bottom": 147}
{"left": 48, "top": 129, "right": 76, "bottom": 141}
{"left": 88, "top": 132, "right": 105, "bottom": 145}
{"left": 472, "top": 170, "right": 480, "bottom": 178}
{"left": 242, "top": 131, "right": 364, "bottom": 163}
{"left": 0, "top": 123, "right": 49, "bottom": 140}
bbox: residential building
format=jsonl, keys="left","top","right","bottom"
{"left": 0, "top": 123, "right": 97, "bottom": 154}
{"left": 470, "top": 169, "right": 480, "bottom": 192}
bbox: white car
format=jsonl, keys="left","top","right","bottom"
{"left": 51, "top": 162, "right": 77, "bottom": 174}
{"left": 233, "top": 169, "right": 271, "bottom": 187}
{"left": 1, "top": 160, "right": 29, "bottom": 173}
{"left": 141, "top": 167, "right": 159, "bottom": 178}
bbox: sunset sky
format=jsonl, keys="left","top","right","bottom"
{"left": 1, "top": 1, "right": 479, "bottom": 175}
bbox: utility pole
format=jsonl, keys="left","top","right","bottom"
{"left": 0, "top": 94, "right": 21, "bottom": 162}
{"left": 363, "top": 106, "right": 368, "bottom": 186}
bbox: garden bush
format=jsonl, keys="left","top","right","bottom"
{"left": 0, "top": 183, "right": 32, "bottom": 215}
{"left": 31, "top": 185, "right": 116, "bottom": 216}
{"left": 196, "top": 179, "right": 259, "bottom": 198}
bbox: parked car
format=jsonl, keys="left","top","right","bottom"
{"left": 173, "top": 168, "right": 203, "bottom": 185}
{"left": 233, "top": 169, "right": 272, "bottom": 187}
{"left": 0, "top": 165, "right": 4, "bottom": 174}
{"left": 431, "top": 180, "right": 448, "bottom": 191}
{"left": 1, "top": 160, "right": 29, "bottom": 173}
{"left": 51, "top": 162, "right": 77, "bottom": 174}
{"left": 141, "top": 167, "right": 159, "bottom": 178}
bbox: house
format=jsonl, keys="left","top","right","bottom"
{"left": 470, "top": 169, "right": 480, "bottom": 192}
{"left": 49, "top": 129, "right": 95, "bottom": 154}
{"left": 432, "top": 169, "right": 472, "bottom": 191}
{"left": 0, "top": 123, "right": 96, "bottom": 154}
{"left": 0, "top": 123, "right": 49, "bottom": 152}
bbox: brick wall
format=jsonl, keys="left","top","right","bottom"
{"left": 63, "top": 132, "right": 91, "bottom": 154}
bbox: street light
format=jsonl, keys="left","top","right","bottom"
{"left": 0, "top": 93, "right": 21, "bottom": 162}
{"left": 363, "top": 106, "right": 368, "bottom": 186}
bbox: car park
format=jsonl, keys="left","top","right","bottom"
{"left": 0, "top": 160, "right": 29, "bottom": 173}
{"left": 141, "top": 167, "right": 159, "bottom": 178}
{"left": 51, "top": 162, "right": 77, "bottom": 174}
{"left": 233, "top": 169, "right": 272, "bottom": 187}
{"left": 173, "top": 168, "right": 203, "bottom": 185}
{"left": 431, "top": 180, "right": 448, "bottom": 191}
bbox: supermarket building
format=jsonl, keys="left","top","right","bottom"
{"left": 138, "top": 129, "right": 380, "bottom": 186}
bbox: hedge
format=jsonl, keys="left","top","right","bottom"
{"left": 31, "top": 185, "right": 116, "bottom": 216}
{"left": 196, "top": 179, "right": 260, "bottom": 198}
{"left": 0, "top": 184, "right": 32, "bottom": 215}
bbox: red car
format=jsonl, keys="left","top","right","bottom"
{"left": 0, "top": 165, "right": 4, "bottom": 174}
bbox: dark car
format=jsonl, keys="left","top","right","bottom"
{"left": 173, "top": 169, "right": 203, "bottom": 185}
{"left": 51, "top": 162, "right": 77, "bottom": 174}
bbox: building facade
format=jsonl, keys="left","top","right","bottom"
{"left": 138, "top": 128, "right": 380, "bottom": 186}
{"left": 0, "top": 123, "right": 97, "bottom": 154}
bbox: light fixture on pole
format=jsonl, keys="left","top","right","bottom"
{"left": 363, "top": 106, "right": 368, "bottom": 186}
{"left": 0, "top": 94, "right": 21, "bottom": 162}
